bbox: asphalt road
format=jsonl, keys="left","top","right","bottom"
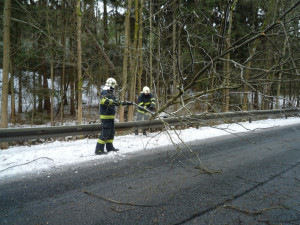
{"left": 1, "top": 123, "right": 300, "bottom": 225}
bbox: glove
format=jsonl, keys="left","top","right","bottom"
{"left": 148, "top": 107, "right": 156, "bottom": 112}
{"left": 121, "top": 100, "right": 133, "bottom": 106}
{"left": 113, "top": 100, "right": 120, "bottom": 106}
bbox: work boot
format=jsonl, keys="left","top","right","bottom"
{"left": 106, "top": 143, "right": 119, "bottom": 152}
{"left": 143, "top": 129, "right": 147, "bottom": 136}
{"left": 95, "top": 143, "right": 106, "bottom": 155}
{"left": 135, "top": 129, "right": 138, "bottom": 135}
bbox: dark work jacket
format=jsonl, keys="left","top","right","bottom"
{"left": 137, "top": 93, "right": 156, "bottom": 113}
{"left": 99, "top": 89, "right": 119, "bottom": 119}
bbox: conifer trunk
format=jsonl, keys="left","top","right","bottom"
{"left": 77, "top": 0, "right": 83, "bottom": 124}
{"left": 119, "top": 0, "right": 132, "bottom": 122}
{"left": 0, "top": 0, "right": 11, "bottom": 149}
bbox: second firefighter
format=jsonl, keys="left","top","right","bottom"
{"left": 135, "top": 86, "right": 156, "bottom": 135}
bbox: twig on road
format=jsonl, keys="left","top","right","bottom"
{"left": 111, "top": 207, "right": 134, "bottom": 213}
{"left": 82, "top": 189, "right": 178, "bottom": 208}
{"left": 0, "top": 157, "right": 54, "bottom": 172}
{"left": 224, "top": 204, "right": 284, "bottom": 215}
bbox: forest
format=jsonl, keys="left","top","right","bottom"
{"left": 1, "top": 0, "right": 300, "bottom": 128}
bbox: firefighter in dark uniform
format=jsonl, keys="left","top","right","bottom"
{"left": 135, "top": 86, "right": 156, "bottom": 135}
{"left": 95, "top": 78, "right": 133, "bottom": 155}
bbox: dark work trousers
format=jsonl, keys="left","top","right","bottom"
{"left": 99, "top": 119, "right": 115, "bottom": 143}
{"left": 135, "top": 112, "right": 150, "bottom": 135}
{"left": 96, "top": 119, "right": 115, "bottom": 153}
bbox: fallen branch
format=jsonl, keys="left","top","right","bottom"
{"left": 0, "top": 157, "right": 53, "bottom": 173}
{"left": 82, "top": 188, "right": 178, "bottom": 208}
{"left": 224, "top": 204, "right": 284, "bottom": 215}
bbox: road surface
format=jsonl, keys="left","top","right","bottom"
{"left": 1, "top": 123, "right": 300, "bottom": 224}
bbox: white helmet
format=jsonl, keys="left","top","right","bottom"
{"left": 143, "top": 86, "right": 150, "bottom": 94}
{"left": 105, "top": 78, "right": 117, "bottom": 88}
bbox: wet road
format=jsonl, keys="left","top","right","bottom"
{"left": 1, "top": 123, "right": 300, "bottom": 225}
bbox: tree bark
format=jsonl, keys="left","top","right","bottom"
{"left": 38, "top": 73, "right": 43, "bottom": 113}
{"left": 77, "top": 0, "right": 83, "bottom": 124}
{"left": 1, "top": 0, "right": 11, "bottom": 127}
{"left": 148, "top": 0, "right": 153, "bottom": 95}
{"left": 42, "top": 62, "right": 51, "bottom": 115}
{"left": 172, "top": 0, "right": 178, "bottom": 111}
{"left": 222, "top": 0, "right": 237, "bottom": 112}
{"left": 119, "top": 0, "right": 132, "bottom": 122}
{"left": 70, "top": 67, "right": 76, "bottom": 116}
{"left": 32, "top": 72, "right": 36, "bottom": 122}
{"left": 128, "top": 0, "right": 141, "bottom": 121}
{"left": 50, "top": 61, "right": 55, "bottom": 125}
{"left": 137, "top": 0, "right": 144, "bottom": 93}
{"left": 10, "top": 63, "right": 16, "bottom": 124}
{"left": 18, "top": 71, "right": 22, "bottom": 113}
{"left": 60, "top": 0, "right": 66, "bottom": 125}
{"left": 103, "top": 0, "right": 109, "bottom": 80}
{"left": 60, "top": 39, "right": 66, "bottom": 125}
{"left": 1, "top": 0, "right": 11, "bottom": 149}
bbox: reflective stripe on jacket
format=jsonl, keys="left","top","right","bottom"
{"left": 137, "top": 93, "right": 156, "bottom": 113}
{"left": 99, "top": 89, "right": 119, "bottom": 119}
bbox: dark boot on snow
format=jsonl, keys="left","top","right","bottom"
{"left": 95, "top": 143, "right": 106, "bottom": 155}
{"left": 143, "top": 129, "right": 147, "bottom": 136}
{"left": 106, "top": 143, "right": 119, "bottom": 152}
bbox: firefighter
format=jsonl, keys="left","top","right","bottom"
{"left": 135, "top": 86, "right": 156, "bottom": 135}
{"left": 95, "top": 78, "right": 133, "bottom": 155}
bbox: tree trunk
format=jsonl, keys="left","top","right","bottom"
{"left": 222, "top": 0, "right": 237, "bottom": 112}
{"left": 148, "top": 0, "right": 153, "bottom": 95}
{"left": 60, "top": 0, "right": 66, "bottom": 125}
{"left": 50, "top": 61, "right": 55, "bottom": 125}
{"left": 1, "top": 0, "right": 11, "bottom": 149}
{"left": 38, "top": 73, "right": 43, "bottom": 113}
{"left": 32, "top": 72, "right": 36, "bottom": 122}
{"left": 172, "top": 0, "right": 178, "bottom": 111}
{"left": 119, "top": 0, "right": 132, "bottom": 122}
{"left": 156, "top": 27, "right": 161, "bottom": 105}
{"left": 42, "top": 61, "right": 51, "bottom": 115}
{"left": 77, "top": 0, "right": 83, "bottom": 124}
{"left": 103, "top": 0, "right": 109, "bottom": 80}
{"left": 70, "top": 67, "right": 76, "bottom": 116}
{"left": 208, "top": 68, "right": 215, "bottom": 112}
{"left": 137, "top": 0, "right": 144, "bottom": 92}
{"left": 45, "top": 2, "right": 55, "bottom": 125}
{"left": 10, "top": 63, "right": 16, "bottom": 124}
{"left": 18, "top": 71, "right": 22, "bottom": 113}
{"left": 127, "top": 0, "right": 139, "bottom": 122}
{"left": 128, "top": 0, "right": 144, "bottom": 121}
{"left": 61, "top": 47, "right": 66, "bottom": 125}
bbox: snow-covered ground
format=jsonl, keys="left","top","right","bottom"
{"left": 1, "top": 117, "right": 300, "bottom": 183}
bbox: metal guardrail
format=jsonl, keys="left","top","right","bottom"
{"left": 0, "top": 108, "right": 299, "bottom": 142}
